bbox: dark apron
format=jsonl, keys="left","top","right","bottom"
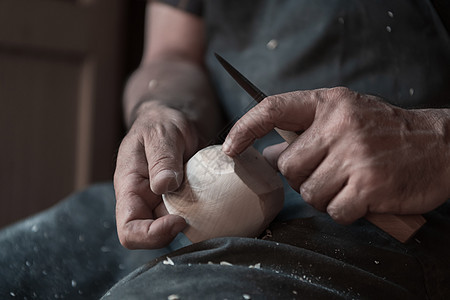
{"left": 205, "top": 0, "right": 450, "bottom": 119}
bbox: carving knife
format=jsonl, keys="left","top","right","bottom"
{"left": 215, "top": 52, "right": 426, "bottom": 243}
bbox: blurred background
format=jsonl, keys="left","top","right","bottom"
{"left": 0, "top": 0, "right": 147, "bottom": 228}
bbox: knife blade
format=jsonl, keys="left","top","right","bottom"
{"left": 215, "top": 53, "right": 267, "bottom": 103}
{"left": 214, "top": 53, "right": 299, "bottom": 143}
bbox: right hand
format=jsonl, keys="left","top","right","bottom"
{"left": 114, "top": 101, "right": 199, "bottom": 249}
{"left": 224, "top": 87, "right": 450, "bottom": 225}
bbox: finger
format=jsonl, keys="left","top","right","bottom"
{"left": 326, "top": 184, "right": 368, "bottom": 225}
{"left": 223, "top": 90, "right": 318, "bottom": 156}
{"left": 118, "top": 213, "right": 187, "bottom": 249}
{"left": 114, "top": 136, "right": 187, "bottom": 249}
{"left": 277, "top": 126, "right": 328, "bottom": 193}
{"left": 262, "top": 142, "right": 289, "bottom": 170}
{"left": 143, "top": 123, "right": 187, "bottom": 195}
{"left": 154, "top": 200, "right": 169, "bottom": 217}
{"left": 114, "top": 173, "right": 187, "bottom": 249}
{"left": 299, "top": 153, "right": 349, "bottom": 212}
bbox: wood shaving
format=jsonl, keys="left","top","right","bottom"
{"left": 261, "top": 229, "right": 273, "bottom": 240}
{"left": 163, "top": 257, "right": 175, "bottom": 265}
{"left": 249, "top": 263, "right": 261, "bottom": 269}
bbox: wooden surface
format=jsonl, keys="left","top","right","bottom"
{"left": 163, "top": 145, "right": 284, "bottom": 243}
{"left": 0, "top": 0, "right": 127, "bottom": 228}
{"left": 365, "top": 213, "right": 427, "bottom": 243}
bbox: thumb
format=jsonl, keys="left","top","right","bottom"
{"left": 151, "top": 170, "right": 184, "bottom": 195}
{"left": 144, "top": 129, "right": 186, "bottom": 195}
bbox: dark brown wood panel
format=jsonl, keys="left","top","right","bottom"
{"left": 0, "top": 0, "right": 126, "bottom": 228}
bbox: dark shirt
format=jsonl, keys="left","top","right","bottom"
{"left": 156, "top": 0, "right": 203, "bottom": 16}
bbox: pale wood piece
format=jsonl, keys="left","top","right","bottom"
{"left": 365, "top": 213, "right": 426, "bottom": 243}
{"left": 276, "top": 127, "right": 426, "bottom": 243}
{"left": 163, "top": 145, "right": 284, "bottom": 243}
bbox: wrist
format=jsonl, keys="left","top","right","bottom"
{"left": 420, "top": 108, "right": 450, "bottom": 198}
{"left": 129, "top": 100, "right": 202, "bottom": 158}
{"left": 438, "top": 109, "right": 450, "bottom": 197}
{"left": 128, "top": 98, "right": 164, "bottom": 128}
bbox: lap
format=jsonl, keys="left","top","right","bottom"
{"left": 2, "top": 181, "right": 449, "bottom": 299}
{"left": 103, "top": 201, "right": 450, "bottom": 299}
{"left": 0, "top": 183, "right": 183, "bottom": 299}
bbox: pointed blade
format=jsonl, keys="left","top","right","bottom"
{"left": 214, "top": 53, "right": 267, "bottom": 103}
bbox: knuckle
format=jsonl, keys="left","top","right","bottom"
{"left": 324, "top": 87, "right": 354, "bottom": 104}
{"left": 143, "top": 122, "right": 170, "bottom": 140}
{"left": 327, "top": 204, "right": 354, "bottom": 225}
{"left": 324, "top": 86, "right": 356, "bottom": 109}
{"left": 264, "top": 95, "right": 283, "bottom": 111}
{"left": 261, "top": 95, "right": 286, "bottom": 123}
{"left": 327, "top": 207, "right": 346, "bottom": 224}
{"left": 277, "top": 153, "right": 292, "bottom": 177}
{"left": 117, "top": 227, "right": 134, "bottom": 249}
{"left": 330, "top": 86, "right": 352, "bottom": 96}
{"left": 132, "top": 109, "right": 189, "bottom": 142}
{"left": 300, "top": 183, "right": 326, "bottom": 212}
{"left": 314, "top": 87, "right": 367, "bottom": 133}
{"left": 277, "top": 150, "right": 307, "bottom": 182}
{"left": 120, "top": 239, "right": 136, "bottom": 250}
{"left": 299, "top": 184, "right": 313, "bottom": 204}
{"left": 118, "top": 236, "right": 132, "bottom": 249}
{"left": 149, "top": 153, "right": 177, "bottom": 170}
{"left": 346, "top": 141, "right": 373, "bottom": 165}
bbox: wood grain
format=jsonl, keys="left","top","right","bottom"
{"left": 163, "top": 145, "right": 284, "bottom": 243}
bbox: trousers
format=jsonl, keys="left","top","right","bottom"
{"left": 1, "top": 183, "right": 450, "bottom": 299}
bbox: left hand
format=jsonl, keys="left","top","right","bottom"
{"left": 114, "top": 102, "right": 199, "bottom": 249}
{"left": 223, "top": 87, "right": 450, "bottom": 224}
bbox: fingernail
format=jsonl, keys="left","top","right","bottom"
{"left": 152, "top": 170, "right": 182, "bottom": 194}
{"left": 222, "top": 138, "right": 232, "bottom": 154}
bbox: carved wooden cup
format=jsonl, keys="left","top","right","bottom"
{"left": 163, "top": 145, "right": 284, "bottom": 243}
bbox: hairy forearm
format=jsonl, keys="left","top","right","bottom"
{"left": 123, "top": 58, "right": 223, "bottom": 144}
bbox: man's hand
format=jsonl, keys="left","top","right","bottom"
{"left": 114, "top": 101, "right": 199, "bottom": 249}
{"left": 223, "top": 87, "right": 450, "bottom": 224}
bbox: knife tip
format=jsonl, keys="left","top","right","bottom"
{"left": 214, "top": 52, "right": 224, "bottom": 61}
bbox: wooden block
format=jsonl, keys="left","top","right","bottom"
{"left": 163, "top": 145, "right": 284, "bottom": 243}
{"left": 365, "top": 213, "right": 426, "bottom": 243}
